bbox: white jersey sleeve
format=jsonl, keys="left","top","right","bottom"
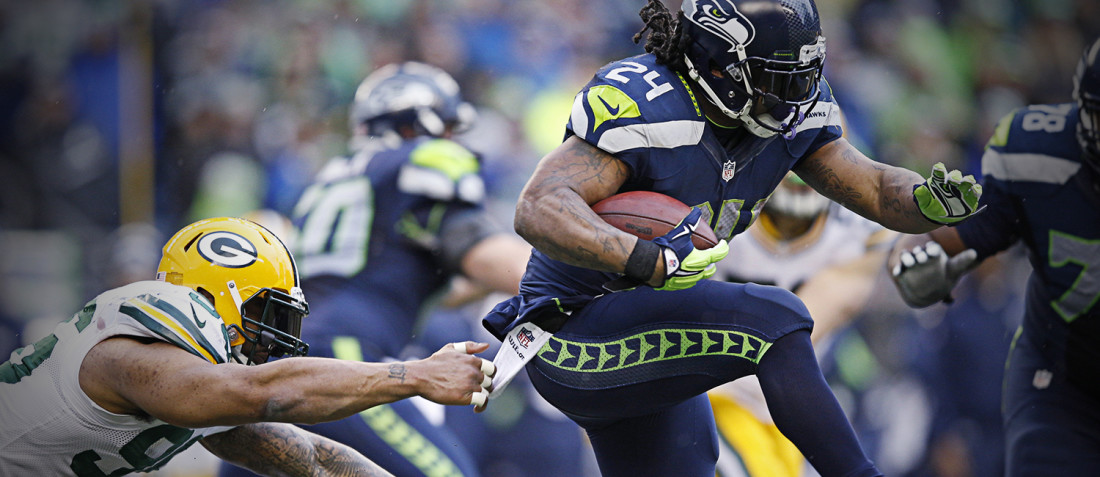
{"left": 0, "top": 281, "right": 234, "bottom": 476}
{"left": 716, "top": 203, "right": 886, "bottom": 291}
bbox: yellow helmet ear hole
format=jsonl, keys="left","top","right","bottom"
{"left": 161, "top": 272, "right": 184, "bottom": 285}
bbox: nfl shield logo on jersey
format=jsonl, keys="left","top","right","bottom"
{"left": 722, "top": 160, "right": 736, "bottom": 182}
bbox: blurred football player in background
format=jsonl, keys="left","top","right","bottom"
{"left": 709, "top": 172, "right": 895, "bottom": 477}
{"left": 221, "top": 62, "right": 532, "bottom": 477}
{"left": 0, "top": 217, "right": 495, "bottom": 476}
{"left": 890, "top": 37, "right": 1100, "bottom": 476}
{"left": 481, "top": 0, "right": 982, "bottom": 476}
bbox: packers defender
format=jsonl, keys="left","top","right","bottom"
{"left": 0, "top": 217, "right": 493, "bottom": 476}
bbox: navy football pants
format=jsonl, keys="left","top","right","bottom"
{"left": 524, "top": 280, "right": 879, "bottom": 477}
{"left": 1003, "top": 327, "right": 1100, "bottom": 476}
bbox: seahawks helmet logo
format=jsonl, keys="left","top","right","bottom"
{"left": 684, "top": 0, "right": 755, "bottom": 51}
{"left": 197, "top": 231, "right": 258, "bottom": 268}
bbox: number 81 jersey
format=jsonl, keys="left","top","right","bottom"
{"left": 0, "top": 281, "right": 233, "bottom": 476}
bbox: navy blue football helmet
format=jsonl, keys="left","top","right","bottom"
{"left": 1075, "top": 37, "right": 1100, "bottom": 172}
{"left": 349, "top": 61, "right": 476, "bottom": 141}
{"left": 680, "top": 0, "right": 826, "bottom": 138}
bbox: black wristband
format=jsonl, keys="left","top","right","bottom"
{"left": 624, "top": 239, "right": 661, "bottom": 283}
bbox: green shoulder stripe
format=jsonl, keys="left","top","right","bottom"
{"left": 410, "top": 139, "right": 479, "bottom": 181}
{"left": 986, "top": 108, "right": 1019, "bottom": 149}
{"left": 121, "top": 295, "right": 225, "bottom": 364}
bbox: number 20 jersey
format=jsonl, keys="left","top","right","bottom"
{"left": 0, "top": 281, "right": 233, "bottom": 476}
{"left": 519, "top": 53, "right": 845, "bottom": 301}
{"left": 955, "top": 103, "right": 1100, "bottom": 392}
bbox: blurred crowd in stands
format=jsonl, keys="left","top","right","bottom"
{"left": 0, "top": 1, "right": 1095, "bottom": 476}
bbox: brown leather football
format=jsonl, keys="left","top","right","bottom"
{"left": 592, "top": 191, "right": 719, "bottom": 249}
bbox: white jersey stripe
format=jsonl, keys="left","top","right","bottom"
{"left": 798, "top": 101, "right": 842, "bottom": 131}
{"left": 597, "top": 120, "right": 706, "bottom": 154}
{"left": 570, "top": 92, "right": 589, "bottom": 141}
{"left": 982, "top": 149, "right": 1080, "bottom": 184}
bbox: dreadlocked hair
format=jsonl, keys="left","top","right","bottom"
{"left": 633, "top": 0, "right": 687, "bottom": 72}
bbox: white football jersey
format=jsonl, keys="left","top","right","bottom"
{"left": 712, "top": 204, "right": 889, "bottom": 424}
{"left": 716, "top": 203, "right": 886, "bottom": 291}
{"left": 0, "top": 281, "right": 234, "bottom": 476}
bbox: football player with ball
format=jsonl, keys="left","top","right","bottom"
{"left": 481, "top": 0, "right": 981, "bottom": 476}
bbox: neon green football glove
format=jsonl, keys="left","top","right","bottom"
{"left": 650, "top": 208, "right": 730, "bottom": 291}
{"left": 913, "top": 162, "right": 983, "bottom": 225}
{"left": 656, "top": 239, "right": 729, "bottom": 291}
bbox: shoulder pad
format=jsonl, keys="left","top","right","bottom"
{"left": 796, "top": 79, "right": 843, "bottom": 133}
{"left": 398, "top": 139, "right": 484, "bottom": 203}
{"left": 570, "top": 56, "right": 705, "bottom": 154}
{"left": 981, "top": 104, "right": 1082, "bottom": 185}
{"left": 112, "top": 281, "right": 230, "bottom": 364}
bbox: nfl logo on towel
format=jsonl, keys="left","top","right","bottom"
{"left": 722, "top": 161, "right": 736, "bottom": 182}
{"left": 517, "top": 327, "right": 535, "bottom": 347}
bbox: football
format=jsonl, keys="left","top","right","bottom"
{"left": 592, "top": 191, "right": 719, "bottom": 249}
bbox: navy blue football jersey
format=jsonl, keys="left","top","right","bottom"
{"left": 956, "top": 103, "right": 1100, "bottom": 384}
{"left": 521, "top": 54, "right": 844, "bottom": 301}
{"left": 290, "top": 137, "right": 489, "bottom": 355}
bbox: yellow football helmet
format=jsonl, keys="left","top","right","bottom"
{"left": 157, "top": 217, "right": 309, "bottom": 364}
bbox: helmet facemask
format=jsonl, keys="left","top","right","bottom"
{"left": 1075, "top": 38, "right": 1100, "bottom": 174}
{"left": 739, "top": 38, "right": 825, "bottom": 138}
{"left": 227, "top": 282, "right": 310, "bottom": 365}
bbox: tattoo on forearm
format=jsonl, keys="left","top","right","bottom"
{"left": 801, "top": 150, "right": 864, "bottom": 208}
{"left": 522, "top": 141, "right": 633, "bottom": 270}
{"left": 882, "top": 172, "right": 926, "bottom": 224}
{"left": 212, "top": 423, "right": 392, "bottom": 477}
{"left": 314, "top": 437, "right": 392, "bottom": 476}
{"left": 388, "top": 363, "right": 406, "bottom": 382}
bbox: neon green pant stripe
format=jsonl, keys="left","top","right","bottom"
{"left": 332, "top": 337, "right": 464, "bottom": 477}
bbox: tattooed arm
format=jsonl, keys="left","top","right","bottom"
{"left": 514, "top": 136, "right": 667, "bottom": 285}
{"left": 795, "top": 138, "right": 940, "bottom": 234}
{"left": 202, "top": 423, "right": 393, "bottom": 477}
{"left": 80, "top": 338, "right": 491, "bottom": 429}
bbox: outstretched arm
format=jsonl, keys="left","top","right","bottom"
{"left": 796, "top": 138, "right": 978, "bottom": 233}
{"left": 202, "top": 422, "right": 393, "bottom": 477}
{"left": 80, "top": 339, "right": 493, "bottom": 429}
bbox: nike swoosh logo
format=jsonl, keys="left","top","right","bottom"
{"left": 598, "top": 95, "right": 620, "bottom": 115}
{"left": 191, "top": 304, "right": 207, "bottom": 328}
{"left": 671, "top": 221, "right": 698, "bottom": 241}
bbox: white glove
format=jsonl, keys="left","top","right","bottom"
{"left": 891, "top": 241, "right": 978, "bottom": 308}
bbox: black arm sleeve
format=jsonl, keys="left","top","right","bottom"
{"left": 437, "top": 208, "right": 507, "bottom": 273}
